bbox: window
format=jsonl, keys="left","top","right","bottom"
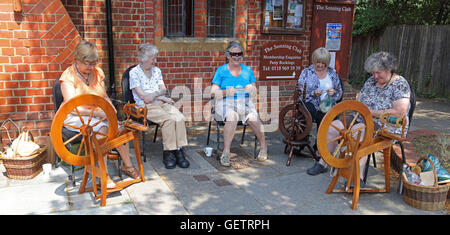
{"left": 262, "top": 0, "right": 306, "bottom": 34}
{"left": 207, "top": 0, "right": 235, "bottom": 37}
{"left": 164, "top": 0, "right": 193, "bottom": 37}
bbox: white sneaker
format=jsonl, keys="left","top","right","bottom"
{"left": 256, "top": 147, "right": 268, "bottom": 162}
{"left": 220, "top": 153, "right": 231, "bottom": 167}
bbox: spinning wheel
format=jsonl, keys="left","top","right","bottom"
{"left": 50, "top": 94, "right": 147, "bottom": 206}
{"left": 279, "top": 103, "right": 312, "bottom": 142}
{"left": 316, "top": 100, "right": 404, "bottom": 210}
{"left": 51, "top": 94, "right": 118, "bottom": 167}
{"left": 279, "top": 84, "right": 315, "bottom": 166}
{"left": 317, "top": 100, "right": 374, "bottom": 169}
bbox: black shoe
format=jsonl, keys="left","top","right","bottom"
{"left": 307, "top": 162, "right": 328, "bottom": 175}
{"left": 173, "top": 148, "right": 190, "bottom": 168}
{"left": 163, "top": 150, "right": 177, "bottom": 169}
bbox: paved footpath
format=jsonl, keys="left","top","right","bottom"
{"left": 0, "top": 97, "right": 448, "bottom": 215}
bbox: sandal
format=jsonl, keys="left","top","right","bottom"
{"left": 121, "top": 165, "right": 139, "bottom": 179}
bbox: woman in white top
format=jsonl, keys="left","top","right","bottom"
{"left": 129, "top": 43, "right": 190, "bottom": 169}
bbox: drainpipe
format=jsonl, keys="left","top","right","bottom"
{"left": 106, "top": 0, "right": 116, "bottom": 105}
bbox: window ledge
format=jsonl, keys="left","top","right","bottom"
{"left": 155, "top": 37, "right": 246, "bottom": 51}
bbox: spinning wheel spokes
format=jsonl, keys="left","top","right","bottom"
{"left": 317, "top": 100, "right": 374, "bottom": 169}
{"left": 50, "top": 94, "right": 118, "bottom": 166}
{"left": 279, "top": 103, "right": 313, "bottom": 141}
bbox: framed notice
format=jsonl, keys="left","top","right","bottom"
{"left": 260, "top": 41, "right": 304, "bottom": 80}
{"left": 325, "top": 23, "right": 342, "bottom": 51}
{"left": 262, "top": 0, "right": 306, "bottom": 34}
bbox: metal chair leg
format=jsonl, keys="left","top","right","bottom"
{"left": 398, "top": 141, "right": 406, "bottom": 194}
{"left": 70, "top": 165, "right": 76, "bottom": 186}
{"left": 207, "top": 120, "right": 212, "bottom": 145}
{"left": 241, "top": 124, "right": 247, "bottom": 145}
{"left": 153, "top": 125, "right": 158, "bottom": 143}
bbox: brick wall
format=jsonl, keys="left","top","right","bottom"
{"left": 0, "top": 0, "right": 81, "bottom": 145}
{"left": 0, "top": 0, "right": 356, "bottom": 144}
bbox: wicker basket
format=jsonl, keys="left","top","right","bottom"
{"left": 402, "top": 156, "right": 450, "bottom": 211}
{"left": 0, "top": 145, "right": 47, "bottom": 180}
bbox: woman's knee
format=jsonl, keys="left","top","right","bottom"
{"left": 225, "top": 110, "right": 239, "bottom": 122}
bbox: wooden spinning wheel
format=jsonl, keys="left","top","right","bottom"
{"left": 50, "top": 94, "right": 147, "bottom": 206}
{"left": 316, "top": 100, "right": 405, "bottom": 210}
{"left": 317, "top": 100, "right": 374, "bottom": 169}
{"left": 51, "top": 94, "right": 118, "bottom": 166}
{"left": 279, "top": 83, "right": 315, "bottom": 166}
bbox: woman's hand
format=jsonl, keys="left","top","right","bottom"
{"left": 314, "top": 90, "right": 324, "bottom": 97}
{"left": 157, "top": 96, "right": 175, "bottom": 105}
{"left": 143, "top": 92, "right": 158, "bottom": 104}
{"left": 327, "top": 88, "right": 335, "bottom": 96}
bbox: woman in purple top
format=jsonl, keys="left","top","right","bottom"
{"left": 297, "top": 47, "right": 343, "bottom": 175}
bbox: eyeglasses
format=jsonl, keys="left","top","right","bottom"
{"left": 82, "top": 61, "right": 98, "bottom": 67}
{"left": 229, "top": 52, "right": 243, "bottom": 57}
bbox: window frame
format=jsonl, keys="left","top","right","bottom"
{"left": 261, "top": 0, "right": 307, "bottom": 35}
{"left": 206, "top": 0, "right": 236, "bottom": 38}
{"left": 164, "top": 0, "right": 194, "bottom": 37}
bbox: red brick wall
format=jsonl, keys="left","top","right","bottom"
{"left": 0, "top": 0, "right": 356, "bottom": 144}
{"left": 0, "top": 0, "right": 81, "bottom": 145}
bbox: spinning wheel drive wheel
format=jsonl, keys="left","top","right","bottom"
{"left": 316, "top": 100, "right": 374, "bottom": 169}
{"left": 279, "top": 103, "right": 313, "bottom": 141}
{"left": 50, "top": 94, "right": 118, "bottom": 167}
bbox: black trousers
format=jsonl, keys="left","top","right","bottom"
{"left": 305, "top": 101, "right": 326, "bottom": 151}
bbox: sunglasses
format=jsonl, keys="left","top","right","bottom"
{"left": 229, "top": 52, "right": 243, "bottom": 57}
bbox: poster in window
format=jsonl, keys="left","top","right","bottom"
{"left": 266, "top": 0, "right": 273, "bottom": 11}
{"left": 273, "top": 0, "right": 283, "bottom": 20}
{"left": 286, "top": 0, "right": 302, "bottom": 28}
{"left": 325, "top": 23, "right": 342, "bottom": 51}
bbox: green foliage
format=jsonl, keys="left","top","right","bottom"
{"left": 353, "top": 0, "right": 450, "bottom": 36}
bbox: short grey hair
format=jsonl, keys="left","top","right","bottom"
{"left": 137, "top": 43, "right": 159, "bottom": 63}
{"left": 225, "top": 41, "right": 244, "bottom": 63}
{"left": 364, "top": 51, "right": 398, "bottom": 73}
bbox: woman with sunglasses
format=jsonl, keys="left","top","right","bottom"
{"left": 211, "top": 41, "right": 267, "bottom": 167}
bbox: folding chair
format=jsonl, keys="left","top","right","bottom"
{"left": 206, "top": 96, "right": 258, "bottom": 157}
{"left": 121, "top": 64, "right": 159, "bottom": 162}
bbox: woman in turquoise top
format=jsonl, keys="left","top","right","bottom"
{"left": 211, "top": 41, "right": 267, "bottom": 167}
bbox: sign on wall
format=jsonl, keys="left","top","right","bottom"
{"left": 260, "top": 41, "right": 304, "bottom": 80}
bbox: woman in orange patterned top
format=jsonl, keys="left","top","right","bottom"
{"left": 59, "top": 41, "right": 139, "bottom": 187}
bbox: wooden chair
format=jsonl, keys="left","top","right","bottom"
{"left": 206, "top": 96, "right": 258, "bottom": 158}
{"left": 121, "top": 65, "right": 159, "bottom": 162}
{"left": 50, "top": 94, "right": 148, "bottom": 206}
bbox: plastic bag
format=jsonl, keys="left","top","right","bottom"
{"left": 420, "top": 153, "right": 450, "bottom": 183}
{"left": 319, "top": 92, "right": 335, "bottom": 113}
{"left": 9, "top": 130, "right": 40, "bottom": 158}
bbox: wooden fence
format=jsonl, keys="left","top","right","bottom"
{"left": 349, "top": 25, "right": 450, "bottom": 98}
